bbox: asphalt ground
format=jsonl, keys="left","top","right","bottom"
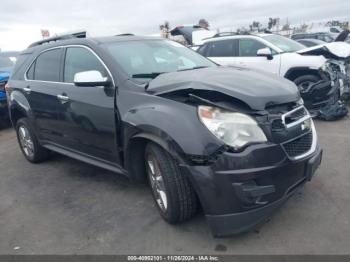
{"left": 0, "top": 117, "right": 349, "bottom": 254}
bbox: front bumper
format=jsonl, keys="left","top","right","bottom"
{"left": 180, "top": 144, "right": 322, "bottom": 237}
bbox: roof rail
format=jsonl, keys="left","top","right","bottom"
{"left": 212, "top": 32, "right": 238, "bottom": 38}
{"left": 210, "top": 31, "right": 251, "bottom": 38}
{"left": 28, "top": 31, "right": 87, "bottom": 48}
{"left": 115, "top": 33, "right": 135, "bottom": 36}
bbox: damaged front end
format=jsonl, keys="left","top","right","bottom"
{"left": 156, "top": 89, "right": 322, "bottom": 236}
{"left": 297, "top": 42, "right": 350, "bottom": 120}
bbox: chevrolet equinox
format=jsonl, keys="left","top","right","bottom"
{"left": 6, "top": 34, "right": 322, "bottom": 237}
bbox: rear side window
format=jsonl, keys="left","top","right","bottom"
{"left": 197, "top": 45, "right": 208, "bottom": 56}
{"left": 238, "top": 39, "right": 267, "bottom": 57}
{"left": 63, "top": 47, "right": 107, "bottom": 83}
{"left": 34, "top": 48, "right": 62, "bottom": 82}
{"left": 27, "top": 62, "right": 35, "bottom": 80}
{"left": 207, "top": 40, "right": 235, "bottom": 57}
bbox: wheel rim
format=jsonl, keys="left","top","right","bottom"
{"left": 146, "top": 155, "right": 168, "bottom": 212}
{"left": 298, "top": 80, "right": 316, "bottom": 92}
{"left": 18, "top": 125, "right": 34, "bottom": 158}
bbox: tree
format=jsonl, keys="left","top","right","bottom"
{"left": 249, "top": 21, "right": 261, "bottom": 31}
{"left": 282, "top": 23, "right": 291, "bottom": 31}
{"left": 268, "top": 18, "right": 280, "bottom": 30}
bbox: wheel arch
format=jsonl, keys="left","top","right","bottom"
{"left": 9, "top": 104, "right": 28, "bottom": 126}
{"left": 284, "top": 67, "right": 326, "bottom": 81}
{"left": 124, "top": 131, "right": 187, "bottom": 182}
{"left": 8, "top": 90, "right": 33, "bottom": 126}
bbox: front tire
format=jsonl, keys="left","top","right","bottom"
{"left": 294, "top": 74, "right": 321, "bottom": 92}
{"left": 15, "top": 118, "right": 50, "bottom": 163}
{"left": 145, "top": 142, "right": 198, "bottom": 224}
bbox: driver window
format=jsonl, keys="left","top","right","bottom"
{"left": 238, "top": 39, "right": 269, "bottom": 57}
{"left": 64, "top": 47, "right": 107, "bottom": 83}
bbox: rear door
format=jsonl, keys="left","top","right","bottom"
{"left": 54, "top": 46, "right": 119, "bottom": 163}
{"left": 24, "top": 48, "right": 63, "bottom": 141}
{"left": 205, "top": 39, "right": 239, "bottom": 66}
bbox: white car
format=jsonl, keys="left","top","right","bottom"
{"left": 197, "top": 33, "right": 349, "bottom": 92}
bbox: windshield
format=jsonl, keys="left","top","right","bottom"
{"left": 263, "top": 35, "right": 306, "bottom": 52}
{"left": 104, "top": 40, "right": 215, "bottom": 78}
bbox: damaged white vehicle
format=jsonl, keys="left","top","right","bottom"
{"left": 297, "top": 41, "right": 350, "bottom": 96}
{"left": 198, "top": 33, "right": 349, "bottom": 119}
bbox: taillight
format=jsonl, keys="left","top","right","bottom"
{"left": 4, "top": 83, "right": 11, "bottom": 94}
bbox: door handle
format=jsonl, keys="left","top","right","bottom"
{"left": 57, "top": 94, "right": 70, "bottom": 104}
{"left": 23, "top": 86, "right": 31, "bottom": 94}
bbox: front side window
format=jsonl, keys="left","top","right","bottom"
{"left": 64, "top": 47, "right": 107, "bottom": 83}
{"left": 318, "top": 34, "right": 334, "bottom": 43}
{"left": 262, "top": 35, "right": 305, "bottom": 52}
{"left": 207, "top": 40, "right": 235, "bottom": 57}
{"left": 33, "top": 48, "right": 62, "bottom": 82}
{"left": 238, "top": 39, "right": 268, "bottom": 57}
{"left": 330, "top": 27, "right": 340, "bottom": 33}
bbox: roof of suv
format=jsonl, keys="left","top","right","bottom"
{"left": 202, "top": 33, "right": 273, "bottom": 43}
{"left": 25, "top": 35, "right": 164, "bottom": 53}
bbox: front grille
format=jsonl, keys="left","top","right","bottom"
{"left": 285, "top": 107, "right": 307, "bottom": 123}
{"left": 271, "top": 106, "right": 308, "bottom": 131}
{"left": 282, "top": 132, "right": 313, "bottom": 158}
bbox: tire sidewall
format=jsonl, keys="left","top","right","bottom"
{"left": 294, "top": 74, "right": 321, "bottom": 90}
{"left": 145, "top": 145, "right": 174, "bottom": 221}
{"left": 15, "top": 118, "right": 39, "bottom": 162}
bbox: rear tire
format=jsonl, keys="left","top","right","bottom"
{"left": 145, "top": 142, "right": 198, "bottom": 224}
{"left": 15, "top": 118, "right": 50, "bottom": 163}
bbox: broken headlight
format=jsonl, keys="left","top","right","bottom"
{"left": 198, "top": 106, "right": 267, "bottom": 150}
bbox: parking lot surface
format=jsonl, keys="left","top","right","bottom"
{"left": 0, "top": 117, "right": 350, "bottom": 255}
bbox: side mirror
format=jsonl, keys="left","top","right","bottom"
{"left": 74, "top": 70, "right": 110, "bottom": 87}
{"left": 257, "top": 48, "right": 273, "bottom": 60}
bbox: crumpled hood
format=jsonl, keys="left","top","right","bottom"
{"left": 147, "top": 67, "right": 299, "bottom": 110}
{"left": 297, "top": 42, "right": 350, "bottom": 59}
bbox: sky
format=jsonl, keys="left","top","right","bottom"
{"left": 0, "top": 0, "right": 349, "bottom": 51}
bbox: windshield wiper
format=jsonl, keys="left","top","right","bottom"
{"left": 177, "top": 66, "right": 209, "bottom": 72}
{"left": 132, "top": 72, "right": 165, "bottom": 79}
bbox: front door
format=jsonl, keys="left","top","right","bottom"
{"left": 55, "top": 46, "right": 119, "bottom": 163}
{"left": 235, "top": 38, "right": 281, "bottom": 75}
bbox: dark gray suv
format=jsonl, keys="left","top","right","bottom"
{"left": 6, "top": 34, "right": 322, "bottom": 237}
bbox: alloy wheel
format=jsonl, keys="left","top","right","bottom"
{"left": 18, "top": 125, "right": 34, "bottom": 158}
{"left": 146, "top": 155, "right": 168, "bottom": 212}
